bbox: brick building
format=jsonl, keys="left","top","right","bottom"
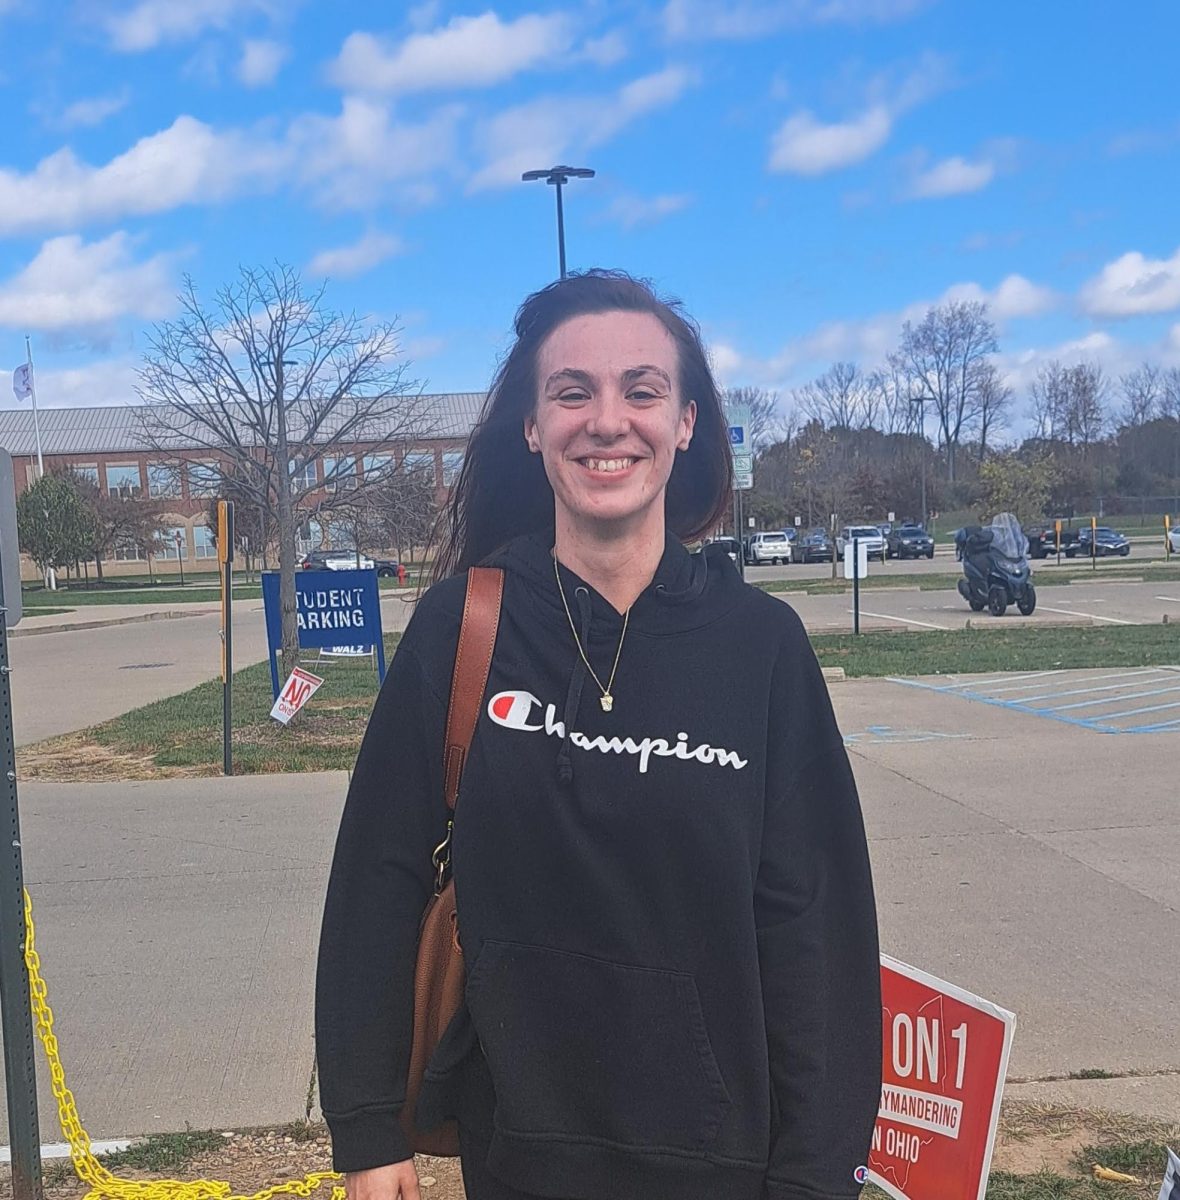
{"left": 0, "top": 394, "right": 484, "bottom": 578}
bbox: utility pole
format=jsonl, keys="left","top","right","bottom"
{"left": 910, "top": 394, "right": 929, "bottom": 529}
{"left": 521, "top": 166, "right": 595, "bottom": 278}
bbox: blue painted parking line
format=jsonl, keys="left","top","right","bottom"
{"left": 890, "top": 667, "right": 1180, "bottom": 734}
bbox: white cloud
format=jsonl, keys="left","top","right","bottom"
{"left": 53, "top": 91, "right": 130, "bottom": 130}
{"left": 0, "top": 116, "right": 285, "bottom": 236}
{"left": 1080, "top": 246, "right": 1180, "bottom": 317}
{"left": 909, "top": 154, "right": 994, "bottom": 198}
{"left": 768, "top": 54, "right": 950, "bottom": 175}
{"left": 0, "top": 233, "right": 177, "bottom": 333}
{"left": 581, "top": 32, "right": 627, "bottom": 66}
{"left": 471, "top": 66, "right": 695, "bottom": 189}
{"left": 101, "top": 0, "right": 280, "bottom": 51}
{"left": 327, "top": 12, "right": 573, "bottom": 93}
{"left": 944, "top": 274, "right": 1056, "bottom": 321}
{"left": 288, "top": 97, "right": 462, "bottom": 209}
{"left": 0, "top": 358, "right": 140, "bottom": 410}
{"left": 237, "top": 38, "right": 288, "bottom": 87}
{"left": 307, "top": 231, "right": 403, "bottom": 278}
{"left": 769, "top": 105, "right": 891, "bottom": 174}
{"left": 663, "top": 0, "right": 929, "bottom": 39}
{"left": 604, "top": 192, "right": 690, "bottom": 229}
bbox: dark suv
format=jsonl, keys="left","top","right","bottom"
{"left": 886, "top": 524, "right": 935, "bottom": 559}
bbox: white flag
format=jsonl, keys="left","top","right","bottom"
{"left": 11, "top": 362, "right": 33, "bottom": 401}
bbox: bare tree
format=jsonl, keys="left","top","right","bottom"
{"left": 1061, "top": 363, "right": 1107, "bottom": 454}
{"left": 1159, "top": 366, "right": 1180, "bottom": 422}
{"left": 724, "top": 386, "right": 782, "bottom": 448}
{"left": 1120, "top": 362, "right": 1163, "bottom": 428}
{"left": 339, "top": 464, "right": 438, "bottom": 562}
{"left": 975, "top": 362, "right": 1012, "bottom": 462}
{"left": 869, "top": 361, "right": 916, "bottom": 436}
{"left": 792, "top": 362, "right": 879, "bottom": 430}
{"left": 137, "top": 264, "right": 427, "bottom": 676}
{"left": 895, "top": 300, "right": 998, "bottom": 482}
{"left": 1030, "top": 360, "right": 1068, "bottom": 441}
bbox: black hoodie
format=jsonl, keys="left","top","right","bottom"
{"left": 315, "top": 533, "right": 881, "bottom": 1200}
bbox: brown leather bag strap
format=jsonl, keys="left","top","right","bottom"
{"left": 442, "top": 566, "right": 504, "bottom": 811}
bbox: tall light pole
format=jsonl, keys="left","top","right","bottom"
{"left": 910, "top": 393, "right": 929, "bottom": 530}
{"left": 521, "top": 165, "right": 595, "bottom": 278}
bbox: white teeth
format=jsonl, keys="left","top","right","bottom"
{"left": 584, "top": 458, "right": 634, "bottom": 473}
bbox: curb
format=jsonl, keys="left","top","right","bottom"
{"left": 11, "top": 609, "right": 219, "bottom": 637}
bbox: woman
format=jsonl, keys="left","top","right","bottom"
{"left": 315, "top": 270, "right": 881, "bottom": 1200}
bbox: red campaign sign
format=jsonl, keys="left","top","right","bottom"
{"left": 867, "top": 956, "right": 1016, "bottom": 1200}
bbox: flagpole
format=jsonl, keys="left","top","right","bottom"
{"left": 24, "top": 337, "right": 44, "bottom": 480}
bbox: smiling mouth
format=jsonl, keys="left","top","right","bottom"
{"left": 576, "top": 456, "right": 639, "bottom": 474}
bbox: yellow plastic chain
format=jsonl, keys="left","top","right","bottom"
{"left": 21, "top": 888, "right": 348, "bottom": 1200}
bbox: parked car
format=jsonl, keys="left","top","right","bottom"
{"left": 836, "top": 524, "right": 887, "bottom": 562}
{"left": 745, "top": 530, "right": 793, "bottom": 565}
{"left": 1028, "top": 524, "right": 1080, "bottom": 559}
{"left": 371, "top": 556, "right": 403, "bottom": 578}
{"left": 705, "top": 536, "right": 741, "bottom": 564}
{"left": 886, "top": 523, "right": 935, "bottom": 559}
{"left": 1169, "top": 526, "right": 1180, "bottom": 555}
{"left": 797, "top": 530, "right": 835, "bottom": 563}
{"left": 1076, "top": 526, "right": 1131, "bottom": 557}
{"left": 300, "top": 548, "right": 376, "bottom": 571}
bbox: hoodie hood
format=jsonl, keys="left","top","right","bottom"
{"left": 487, "top": 529, "right": 745, "bottom": 640}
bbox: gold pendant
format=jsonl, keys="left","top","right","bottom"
{"left": 600, "top": 694, "right": 613, "bottom": 712}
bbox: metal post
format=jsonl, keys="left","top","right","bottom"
{"left": 736, "top": 488, "right": 745, "bottom": 581}
{"left": 23, "top": 339, "right": 44, "bottom": 482}
{"left": 222, "top": 559, "right": 233, "bottom": 776}
{"left": 0, "top": 606, "right": 44, "bottom": 1200}
{"left": 853, "top": 536, "right": 861, "bottom": 635}
{"left": 555, "top": 182, "right": 567, "bottom": 279}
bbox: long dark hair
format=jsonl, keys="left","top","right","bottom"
{"left": 432, "top": 269, "right": 732, "bottom": 581}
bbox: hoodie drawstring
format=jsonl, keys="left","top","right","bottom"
{"left": 556, "top": 585, "right": 592, "bottom": 785}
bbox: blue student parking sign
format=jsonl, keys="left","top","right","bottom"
{"left": 262, "top": 569, "right": 386, "bottom": 697}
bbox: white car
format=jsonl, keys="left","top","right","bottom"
{"left": 745, "top": 531, "right": 793, "bottom": 565}
{"left": 302, "top": 548, "right": 376, "bottom": 571}
{"left": 1169, "top": 526, "right": 1180, "bottom": 555}
{"left": 836, "top": 525, "right": 887, "bottom": 561}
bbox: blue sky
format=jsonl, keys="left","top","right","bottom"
{"left": 2, "top": 0, "right": 1179, "bottom": 439}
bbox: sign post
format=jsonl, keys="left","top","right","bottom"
{"left": 726, "top": 404, "right": 752, "bottom": 580}
{"left": 867, "top": 956, "right": 1016, "bottom": 1200}
{"left": 0, "top": 449, "right": 42, "bottom": 1200}
{"left": 218, "top": 500, "right": 234, "bottom": 777}
{"left": 1091, "top": 515, "right": 1097, "bottom": 572}
{"left": 1055, "top": 518, "right": 1062, "bottom": 566}
{"left": 1166, "top": 514, "right": 1172, "bottom": 559}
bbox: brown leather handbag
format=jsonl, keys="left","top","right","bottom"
{"left": 399, "top": 566, "right": 504, "bottom": 1158}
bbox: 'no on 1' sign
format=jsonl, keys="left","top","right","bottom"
{"left": 868, "top": 955, "right": 1016, "bottom": 1200}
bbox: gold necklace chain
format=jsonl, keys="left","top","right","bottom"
{"left": 553, "top": 552, "right": 631, "bottom": 713}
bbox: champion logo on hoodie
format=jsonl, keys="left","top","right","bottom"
{"left": 487, "top": 689, "right": 748, "bottom": 775}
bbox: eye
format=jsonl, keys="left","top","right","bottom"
{"left": 628, "top": 389, "right": 659, "bottom": 402}
{"left": 557, "top": 390, "right": 589, "bottom": 403}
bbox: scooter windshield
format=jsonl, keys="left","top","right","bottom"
{"left": 989, "top": 512, "right": 1029, "bottom": 564}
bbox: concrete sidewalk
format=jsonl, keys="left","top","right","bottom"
{"left": 2, "top": 673, "right": 1177, "bottom": 1142}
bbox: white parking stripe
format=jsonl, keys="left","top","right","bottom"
{"left": 938, "top": 670, "right": 1062, "bottom": 690}
{"left": 1013, "top": 671, "right": 1176, "bottom": 703}
{"left": 972, "top": 668, "right": 1160, "bottom": 697}
{"left": 849, "top": 609, "right": 948, "bottom": 630}
{"left": 1038, "top": 605, "right": 1134, "bottom": 625}
{"left": 1155, "top": 595, "right": 1180, "bottom": 603}
{"left": 1101, "top": 699, "right": 1180, "bottom": 720}
{"left": 1043, "top": 684, "right": 1180, "bottom": 712}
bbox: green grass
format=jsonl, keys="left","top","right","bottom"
{"left": 812, "top": 623, "right": 1180, "bottom": 678}
{"left": 1076, "top": 1139, "right": 1173, "bottom": 1176}
{"left": 99, "top": 1129, "right": 227, "bottom": 1172}
{"left": 21, "top": 575, "right": 419, "bottom": 606}
{"left": 1070, "top": 1068, "right": 1116, "bottom": 1080}
{"left": 22, "top": 606, "right": 73, "bottom": 617}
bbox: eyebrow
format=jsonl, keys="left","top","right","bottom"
{"left": 543, "top": 365, "right": 672, "bottom": 390}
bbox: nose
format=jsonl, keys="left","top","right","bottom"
{"left": 584, "top": 390, "right": 630, "bottom": 441}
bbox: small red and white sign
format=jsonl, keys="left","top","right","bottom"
{"left": 867, "top": 955, "right": 1016, "bottom": 1200}
{"left": 270, "top": 666, "right": 324, "bottom": 725}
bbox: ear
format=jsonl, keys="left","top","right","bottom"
{"left": 523, "top": 414, "right": 541, "bottom": 454}
{"left": 677, "top": 400, "right": 697, "bottom": 451}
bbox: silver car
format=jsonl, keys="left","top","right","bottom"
{"left": 836, "top": 525, "right": 887, "bottom": 561}
{"left": 746, "top": 531, "right": 793, "bottom": 565}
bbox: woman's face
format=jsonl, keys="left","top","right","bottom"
{"left": 525, "top": 310, "right": 696, "bottom": 533}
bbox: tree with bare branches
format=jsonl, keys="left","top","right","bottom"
{"left": 975, "top": 362, "right": 1012, "bottom": 463}
{"left": 894, "top": 300, "right": 998, "bottom": 482}
{"left": 1119, "top": 363, "right": 1163, "bottom": 428}
{"left": 792, "top": 362, "right": 880, "bottom": 431}
{"left": 723, "top": 386, "right": 782, "bottom": 448}
{"left": 137, "top": 264, "right": 427, "bottom": 676}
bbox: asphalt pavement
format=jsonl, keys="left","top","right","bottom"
{"left": 1, "top": 671, "right": 1176, "bottom": 1143}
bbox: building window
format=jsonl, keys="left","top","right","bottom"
{"left": 323, "top": 455, "right": 357, "bottom": 491}
{"left": 297, "top": 519, "right": 323, "bottom": 557}
{"left": 114, "top": 538, "right": 143, "bottom": 562}
{"left": 193, "top": 525, "right": 218, "bottom": 559}
{"left": 362, "top": 454, "right": 393, "bottom": 479}
{"left": 106, "top": 463, "right": 142, "bottom": 498}
{"left": 147, "top": 463, "right": 182, "bottom": 498}
{"left": 441, "top": 451, "right": 465, "bottom": 486}
{"left": 187, "top": 462, "right": 221, "bottom": 498}
{"left": 158, "top": 527, "right": 188, "bottom": 560}
{"left": 402, "top": 451, "right": 436, "bottom": 482}
{"left": 72, "top": 465, "right": 99, "bottom": 486}
{"left": 290, "top": 458, "right": 318, "bottom": 491}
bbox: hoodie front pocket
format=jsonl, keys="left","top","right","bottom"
{"left": 465, "top": 940, "right": 731, "bottom": 1152}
